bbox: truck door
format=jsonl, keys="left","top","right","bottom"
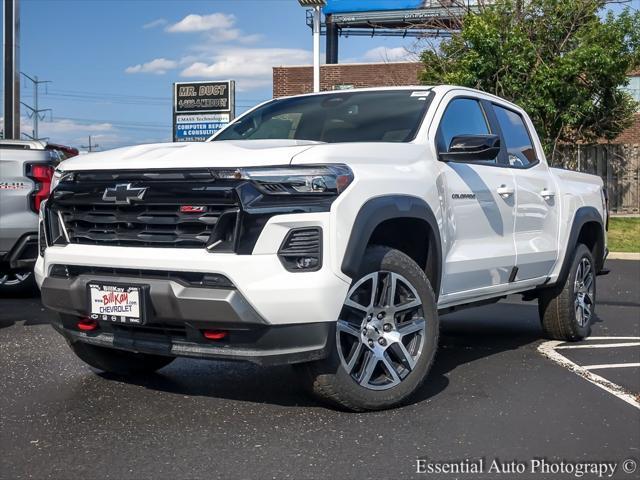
{"left": 434, "top": 96, "right": 517, "bottom": 295}
{"left": 490, "top": 103, "right": 559, "bottom": 280}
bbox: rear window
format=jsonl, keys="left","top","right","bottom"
{"left": 213, "top": 90, "right": 432, "bottom": 143}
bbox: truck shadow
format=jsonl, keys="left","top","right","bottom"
{"left": 103, "top": 300, "right": 560, "bottom": 411}
{"left": 0, "top": 295, "right": 50, "bottom": 330}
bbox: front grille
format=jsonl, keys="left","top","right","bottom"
{"left": 48, "top": 170, "right": 240, "bottom": 249}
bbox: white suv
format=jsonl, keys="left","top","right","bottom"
{"left": 36, "top": 86, "right": 607, "bottom": 411}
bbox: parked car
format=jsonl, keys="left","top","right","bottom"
{"left": 36, "top": 86, "right": 608, "bottom": 410}
{"left": 0, "top": 140, "right": 58, "bottom": 294}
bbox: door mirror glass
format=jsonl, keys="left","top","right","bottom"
{"left": 439, "top": 134, "right": 501, "bottom": 162}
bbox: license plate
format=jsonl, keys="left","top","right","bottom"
{"left": 87, "top": 283, "right": 145, "bottom": 324}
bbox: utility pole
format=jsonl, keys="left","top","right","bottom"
{"left": 20, "top": 72, "right": 51, "bottom": 140}
{"left": 81, "top": 136, "right": 99, "bottom": 152}
{"left": 3, "top": 0, "right": 20, "bottom": 139}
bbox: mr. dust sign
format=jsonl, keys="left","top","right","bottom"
{"left": 172, "top": 80, "right": 235, "bottom": 142}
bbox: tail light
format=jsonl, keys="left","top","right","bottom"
{"left": 26, "top": 163, "right": 54, "bottom": 213}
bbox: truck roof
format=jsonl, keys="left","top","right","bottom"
{"left": 0, "top": 139, "right": 47, "bottom": 150}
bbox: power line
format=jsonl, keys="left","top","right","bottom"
{"left": 81, "top": 136, "right": 99, "bottom": 152}
{"left": 20, "top": 72, "right": 52, "bottom": 140}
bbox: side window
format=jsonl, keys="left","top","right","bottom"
{"left": 438, "top": 98, "right": 491, "bottom": 154}
{"left": 493, "top": 105, "right": 537, "bottom": 168}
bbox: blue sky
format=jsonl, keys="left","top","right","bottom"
{"left": 4, "top": 0, "right": 420, "bottom": 149}
{"left": 3, "top": 0, "right": 636, "bottom": 149}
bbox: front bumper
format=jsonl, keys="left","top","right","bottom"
{"left": 41, "top": 273, "right": 266, "bottom": 325}
{"left": 52, "top": 315, "right": 334, "bottom": 366}
{"left": 36, "top": 212, "right": 349, "bottom": 365}
{"left": 36, "top": 212, "right": 350, "bottom": 326}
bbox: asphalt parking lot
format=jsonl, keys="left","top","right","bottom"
{"left": 1, "top": 260, "right": 638, "bottom": 480}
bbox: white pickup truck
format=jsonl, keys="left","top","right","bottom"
{"left": 36, "top": 86, "right": 608, "bottom": 411}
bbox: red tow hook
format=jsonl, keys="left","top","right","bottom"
{"left": 77, "top": 318, "right": 98, "bottom": 331}
{"left": 203, "top": 330, "right": 227, "bottom": 341}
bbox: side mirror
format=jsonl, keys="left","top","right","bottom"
{"left": 439, "top": 134, "right": 501, "bottom": 162}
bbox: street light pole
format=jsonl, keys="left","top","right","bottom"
{"left": 3, "top": 0, "right": 21, "bottom": 139}
{"left": 312, "top": 6, "right": 321, "bottom": 92}
{"left": 298, "top": 0, "right": 326, "bottom": 93}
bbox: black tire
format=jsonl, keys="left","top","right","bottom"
{"left": 299, "top": 246, "right": 439, "bottom": 411}
{"left": 539, "top": 244, "right": 596, "bottom": 341}
{"left": 0, "top": 270, "right": 37, "bottom": 297}
{"left": 69, "top": 341, "right": 175, "bottom": 375}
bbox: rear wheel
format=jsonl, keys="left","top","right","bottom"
{"left": 300, "top": 246, "right": 439, "bottom": 411}
{"left": 69, "top": 342, "right": 175, "bottom": 375}
{"left": 539, "top": 244, "right": 596, "bottom": 341}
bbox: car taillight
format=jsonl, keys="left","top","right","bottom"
{"left": 26, "top": 164, "right": 54, "bottom": 213}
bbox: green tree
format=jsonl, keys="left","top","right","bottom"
{"left": 420, "top": 0, "right": 639, "bottom": 161}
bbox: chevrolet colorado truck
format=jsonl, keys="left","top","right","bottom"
{"left": 36, "top": 86, "right": 608, "bottom": 411}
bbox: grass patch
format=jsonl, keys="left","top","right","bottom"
{"left": 608, "top": 217, "right": 640, "bottom": 253}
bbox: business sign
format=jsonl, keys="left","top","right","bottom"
{"left": 173, "top": 80, "right": 235, "bottom": 142}
{"left": 323, "top": 0, "right": 493, "bottom": 15}
{"left": 174, "top": 113, "right": 231, "bottom": 142}
{"left": 324, "top": 0, "right": 429, "bottom": 14}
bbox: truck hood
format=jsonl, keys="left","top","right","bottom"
{"left": 59, "top": 140, "right": 322, "bottom": 172}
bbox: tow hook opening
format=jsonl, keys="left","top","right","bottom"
{"left": 202, "top": 329, "right": 228, "bottom": 341}
{"left": 77, "top": 318, "right": 99, "bottom": 332}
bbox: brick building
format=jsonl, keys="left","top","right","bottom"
{"left": 272, "top": 62, "right": 423, "bottom": 98}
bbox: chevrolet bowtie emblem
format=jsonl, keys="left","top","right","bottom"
{"left": 102, "top": 183, "right": 147, "bottom": 204}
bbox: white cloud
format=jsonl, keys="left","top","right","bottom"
{"left": 180, "top": 47, "right": 311, "bottom": 90}
{"left": 362, "top": 46, "right": 414, "bottom": 62}
{"left": 41, "top": 119, "right": 114, "bottom": 135}
{"left": 0, "top": 116, "right": 123, "bottom": 148}
{"left": 125, "top": 58, "right": 178, "bottom": 75}
{"left": 166, "top": 13, "right": 235, "bottom": 33}
{"left": 143, "top": 18, "right": 167, "bottom": 29}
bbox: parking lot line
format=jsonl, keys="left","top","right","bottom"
{"left": 538, "top": 340, "right": 640, "bottom": 410}
{"left": 555, "top": 342, "right": 640, "bottom": 349}
{"left": 581, "top": 363, "right": 640, "bottom": 370}
{"left": 587, "top": 336, "right": 640, "bottom": 341}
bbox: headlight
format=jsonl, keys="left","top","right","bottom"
{"left": 213, "top": 165, "right": 354, "bottom": 196}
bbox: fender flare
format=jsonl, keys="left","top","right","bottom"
{"left": 340, "top": 195, "right": 442, "bottom": 299}
{"left": 555, "top": 206, "right": 605, "bottom": 287}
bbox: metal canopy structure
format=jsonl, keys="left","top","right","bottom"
{"left": 307, "top": 0, "right": 490, "bottom": 41}
{"left": 306, "top": 1, "right": 489, "bottom": 63}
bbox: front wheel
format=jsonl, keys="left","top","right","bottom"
{"left": 300, "top": 246, "right": 439, "bottom": 411}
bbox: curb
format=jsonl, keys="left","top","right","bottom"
{"left": 608, "top": 252, "right": 640, "bottom": 260}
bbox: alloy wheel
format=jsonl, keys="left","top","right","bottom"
{"left": 574, "top": 257, "right": 594, "bottom": 327}
{"left": 336, "top": 271, "right": 427, "bottom": 390}
{"left": 0, "top": 271, "right": 32, "bottom": 287}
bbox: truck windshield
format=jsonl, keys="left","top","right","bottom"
{"left": 213, "top": 90, "right": 432, "bottom": 143}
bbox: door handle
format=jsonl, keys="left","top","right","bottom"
{"left": 540, "top": 189, "right": 555, "bottom": 199}
{"left": 496, "top": 185, "right": 515, "bottom": 198}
